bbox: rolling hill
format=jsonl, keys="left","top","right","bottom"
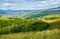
{"left": 42, "top": 15, "right": 60, "bottom": 23}
{"left": 20, "top": 7, "right": 60, "bottom": 20}
{"left": 41, "top": 15, "right": 60, "bottom": 29}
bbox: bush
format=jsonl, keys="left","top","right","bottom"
{"left": 26, "top": 21, "right": 50, "bottom": 31}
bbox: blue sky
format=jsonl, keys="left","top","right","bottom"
{"left": 0, "top": 0, "right": 60, "bottom": 10}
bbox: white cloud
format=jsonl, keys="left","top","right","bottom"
{"left": 4, "top": 0, "right": 26, "bottom": 2}
{"left": 0, "top": 8, "right": 8, "bottom": 10}
{"left": 3, "top": 3, "right": 17, "bottom": 7}
{"left": 50, "top": 0, "right": 60, "bottom": 1}
{"left": 50, "top": 0, "right": 60, "bottom": 4}
{"left": 37, "top": 3, "right": 48, "bottom": 6}
{"left": 18, "top": 0, "right": 26, "bottom": 1}
{"left": 36, "top": 1, "right": 48, "bottom": 7}
{"left": 1, "top": 3, "right": 17, "bottom": 10}
{"left": 51, "top": 2, "right": 59, "bottom": 4}
{"left": 3, "top": 3, "right": 10, "bottom": 6}
{"left": 42, "top": 1, "right": 47, "bottom": 3}
{"left": 2, "top": 3, "right": 17, "bottom": 9}
{"left": 36, "top": 0, "right": 60, "bottom": 7}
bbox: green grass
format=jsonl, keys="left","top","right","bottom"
{"left": 0, "top": 29, "right": 60, "bottom": 39}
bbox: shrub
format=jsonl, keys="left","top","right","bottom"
{"left": 26, "top": 21, "right": 50, "bottom": 31}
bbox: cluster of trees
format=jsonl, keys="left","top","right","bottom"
{"left": 0, "top": 18, "right": 50, "bottom": 35}
{"left": 45, "top": 17, "right": 60, "bottom": 20}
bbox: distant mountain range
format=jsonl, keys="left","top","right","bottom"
{"left": 0, "top": 7, "right": 60, "bottom": 18}
{"left": 0, "top": 10, "right": 37, "bottom": 17}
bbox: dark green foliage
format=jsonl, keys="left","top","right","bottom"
{"left": 45, "top": 17, "right": 60, "bottom": 20}
{"left": 0, "top": 18, "right": 50, "bottom": 35}
{"left": 31, "top": 22, "right": 50, "bottom": 31}
{"left": 49, "top": 20, "right": 60, "bottom": 29}
{"left": 0, "top": 20, "right": 13, "bottom": 28}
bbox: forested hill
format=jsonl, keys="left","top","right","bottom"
{"left": 20, "top": 7, "right": 60, "bottom": 20}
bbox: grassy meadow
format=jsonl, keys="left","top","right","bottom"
{"left": 0, "top": 29, "right": 60, "bottom": 39}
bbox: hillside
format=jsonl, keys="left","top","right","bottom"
{"left": 20, "top": 7, "right": 60, "bottom": 20}
{"left": 42, "top": 15, "right": 60, "bottom": 23}
{"left": 41, "top": 15, "right": 60, "bottom": 29}
{"left": 49, "top": 20, "right": 60, "bottom": 29}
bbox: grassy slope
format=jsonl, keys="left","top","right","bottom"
{"left": 0, "top": 29, "right": 60, "bottom": 39}
{"left": 49, "top": 20, "right": 60, "bottom": 29}
{"left": 0, "top": 17, "right": 14, "bottom": 20}
{"left": 42, "top": 15, "right": 60, "bottom": 23}
{"left": 41, "top": 15, "right": 60, "bottom": 29}
{"left": 0, "top": 18, "right": 10, "bottom": 20}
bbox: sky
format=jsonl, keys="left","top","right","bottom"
{"left": 0, "top": 0, "right": 60, "bottom": 10}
